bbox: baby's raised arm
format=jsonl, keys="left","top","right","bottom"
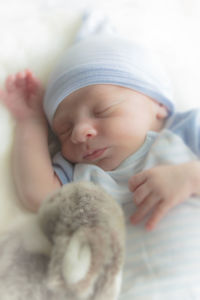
{"left": 0, "top": 70, "right": 61, "bottom": 212}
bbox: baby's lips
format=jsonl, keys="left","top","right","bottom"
{"left": 83, "top": 147, "right": 107, "bottom": 160}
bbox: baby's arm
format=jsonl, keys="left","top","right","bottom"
{"left": 129, "top": 161, "right": 200, "bottom": 231}
{"left": 0, "top": 70, "right": 61, "bottom": 212}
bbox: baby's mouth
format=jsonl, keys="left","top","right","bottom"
{"left": 83, "top": 147, "right": 108, "bottom": 161}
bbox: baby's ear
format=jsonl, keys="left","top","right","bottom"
{"left": 156, "top": 103, "right": 169, "bottom": 119}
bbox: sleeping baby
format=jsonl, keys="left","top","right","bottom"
{"left": 1, "top": 10, "right": 200, "bottom": 299}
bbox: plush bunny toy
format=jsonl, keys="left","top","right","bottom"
{"left": 0, "top": 181, "right": 125, "bottom": 300}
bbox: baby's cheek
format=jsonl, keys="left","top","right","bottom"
{"left": 102, "top": 118, "right": 125, "bottom": 137}
{"left": 61, "top": 144, "right": 73, "bottom": 160}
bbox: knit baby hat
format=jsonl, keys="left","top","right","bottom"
{"left": 43, "top": 11, "right": 174, "bottom": 125}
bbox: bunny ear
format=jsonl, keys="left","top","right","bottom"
{"left": 46, "top": 242, "right": 66, "bottom": 292}
{"left": 62, "top": 229, "right": 92, "bottom": 286}
{"left": 74, "top": 10, "right": 116, "bottom": 43}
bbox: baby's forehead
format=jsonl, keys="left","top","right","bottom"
{"left": 55, "top": 84, "right": 129, "bottom": 116}
{"left": 74, "top": 84, "right": 126, "bottom": 96}
{"left": 64, "top": 84, "right": 127, "bottom": 102}
{"left": 63, "top": 84, "right": 155, "bottom": 110}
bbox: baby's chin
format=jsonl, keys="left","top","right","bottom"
{"left": 69, "top": 152, "right": 125, "bottom": 171}
{"left": 93, "top": 157, "right": 124, "bottom": 171}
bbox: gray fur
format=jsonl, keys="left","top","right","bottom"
{"left": 0, "top": 182, "right": 125, "bottom": 300}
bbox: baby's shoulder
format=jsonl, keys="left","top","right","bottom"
{"left": 165, "top": 108, "right": 200, "bottom": 156}
{"left": 165, "top": 108, "right": 200, "bottom": 133}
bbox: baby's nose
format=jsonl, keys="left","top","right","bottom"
{"left": 71, "top": 124, "right": 97, "bottom": 143}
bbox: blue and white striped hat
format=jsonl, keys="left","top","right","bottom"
{"left": 43, "top": 13, "right": 174, "bottom": 125}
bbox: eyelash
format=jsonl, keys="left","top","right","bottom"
{"left": 60, "top": 127, "right": 72, "bottom": 138}
{"left": 95, "top": 107, "right": 111, "bottom": 117}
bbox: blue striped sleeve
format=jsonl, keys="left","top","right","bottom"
{"left": 52, "top": 152, "right": 74, "bottom": 185}
{"left": 167, "top": 109, "right": 200, "bottom": 157}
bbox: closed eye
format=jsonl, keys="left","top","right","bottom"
{"left": 94, "top": 105, "right": 115, "bottom": 117}
{"left": 94, "top": 99, "right": 124, "bottom": 117}
{"left": 95, "top": 108, "right": 110, "bottom": 116}
{"left": 59, "top": 127, "right": 72, "bottom": 139}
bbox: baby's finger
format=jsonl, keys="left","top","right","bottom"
{"left": 129, "top": 171, "right": 147, "bottom": 192}
{"left": 26, "top": 69, "right": 39, "bottom": 85}
{"left": 0, "top": 89, "right": 6, "bottom": 102}
{"left": 130, "top": 194, "right": 160, "bottom": 225}
{"left": 26, "top": 70, "right": 44, "bottom": 95}
{"left": 133, "top": 184, "right": 151, "bottom": 205}
{"left": 15, "top": 71, "right": 27, "bottom": 88}
{"left": 145, "top": 201, "right": 174, "bottom": 231}
{"left": 5, "top": 75, "right": 16, "bottom": 92}
{"left": 15, "top": 71, "right": 27, "bottom": 93}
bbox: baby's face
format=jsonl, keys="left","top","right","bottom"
{"left": 53, "top": 85, "right": 167, "bottom": 171}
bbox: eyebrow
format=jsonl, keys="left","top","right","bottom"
{"left": 104, "top": 98, "right": 125, "bottom": 107}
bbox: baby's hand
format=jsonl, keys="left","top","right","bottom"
{"left": 0, "top": 70, "right": 45, "bottom": 122}
{"left": 129, "top": 163, "right": 194, "bottom": 231}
